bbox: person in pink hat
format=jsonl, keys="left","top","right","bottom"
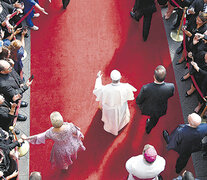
{"left": 125, "top": 144, "right": 166, "bottom": 180}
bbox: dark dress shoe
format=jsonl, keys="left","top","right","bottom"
{"left": 176, "top": 61, "right": 184, "bottom": 65}
{"left": 176, "top": 45, "right": 183, "bottom": 54}
{"left": 171, "top": 24, "right": 179, "bottom": 30}
{"left": 145, "top": 119, "right": 152, "bottom": 134}
{"left": 17, "top": 114, "right": 27, "bottom": 121}
{"left": 143, "top": 36, "right": 148, "bottom": 42}
{"left": 20, "top": 101, "right": 28, "bottom": 108}
{"left": 15, "top": 129, "right": 20, "bottom": 135}
{"left": 180, "top": 77, "right": 187, "bottom": 81}
{"left": 24, "top": 33, "right": 29, "bottom": 38}
{"left": 163, "top": 130, "right": 169, "bottom": 144}
{"left": 185, "top": 92, "right": 190, "bottom": 97}
{"left": 158, "top": 175, "right": 163, "bottom": 180}
{"left": 203, "top": 152, "right": 207, "bottom": 159}
{"left": 130, "top": 11, "right": 139, "bottom": 22}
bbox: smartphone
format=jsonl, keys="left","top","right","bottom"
{"left": 29, "top": 75, "right": 34, "bottom": 82}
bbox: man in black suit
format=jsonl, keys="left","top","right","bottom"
{"left": 136, "top": 65, "right": 175, "bottom": 134}
{"left": 163, "top": 113, "right": 207, "bottom": 174}
{"left": 0, "top": 94, "right": 17, "bottom": 131}
{"left": 130, "top": 0, "right": 157, "bottom": 41}
{"left": 0, "top": 60, "right": 32, "bottom": 121}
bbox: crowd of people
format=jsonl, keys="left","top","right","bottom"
{"left": 0, "top": 0, "right": 205, "bottom": 179}
{"left": 162, "top": 0, "right": 207, "bottom": 116}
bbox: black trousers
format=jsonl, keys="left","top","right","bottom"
{"left": 62, "top": 0, "right": 71, "bottom": 9}
{"left": 146, "top": 116, "right": 160, "bottom": 134}
{"left": 174, "top": 8, "right": 183, "bottom": 28}
{"left": 175, "top": 153, "right": 191, "bottom": 174}
{"left": 136, "top": 12, "right": 153, "bottom": 41}
{"left": 132, "top": 0, "right": 153, "bottom": 41}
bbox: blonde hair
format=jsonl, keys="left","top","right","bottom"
{"left": 10, "top": 40, "right": 22, "bottom": 50}
{"left": 8, "top": 40, "right": 22, "bottom": 61}
{"left": 50, "top": 111, "right": 63, "bottom": 128}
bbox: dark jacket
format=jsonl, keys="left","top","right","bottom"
{"left": 0, "top": 69, "right": 28, "bottom": 104}
{"left": 0, "top": 1, "right": 14, "bottom": 24}
{"left": 189, "top": 0, "right": 205, "bottom": 16}
{"left": 0, "top": 101, "right": 16, "bottom": 132}
{"left": 188, "top": 0, "right": 205, "bottom": 23}
{"left": 167, "top": 123, "right": 207, "bottom": 154}
{"left": 134, "top": 0, "right": 157, "bottom": 15}
{"left": 136, "top": 82, "right": 175, "bottom": 117}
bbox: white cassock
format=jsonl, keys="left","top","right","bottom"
{"left": 125, "top": 155, "right": 166, "bottom": 180}
{"left": 93, "top": 76, "right": 137, "bottom": 136}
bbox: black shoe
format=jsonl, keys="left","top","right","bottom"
{"left": 176, "top": 46, "right": 183, "bottom": 54}
{"left": 171, "top": 24, "right": 179, "bottom": 30}
{"left": 20, "top": 101, "right": 28, "bottom": 108}
{"left": 130, "top": 11, "right": 139, "bottom": 22}
{"left": 143, "top": 36, "right": 148, "bottom": 42}
{"left": 185, "top": 91, "right": 195, "bottom": 97}
{"left": 15, "top": 129, "right": 20, "bottom": 135}
{"left": 24, "top": 33, "right": 29, "bottom": 38}
{"left": 163, "top": 130, "right": 169, "bottom": 144}
{"left": 17, "top": 114, "right": 27, "bottom": 121}
{"left": 203, "top": 152, "right": 207, "bottom": 159}
{"left": 158, "top": 175, "right": 163, "bottom": 180}
{"left": 146, "top": 119, "right": 151, "bottom": 134}
{"left": 176, "top": 61, "right": 184, "bottom": 65}
{"left": 180, "top": 77, "right": 187, "bottom": 81}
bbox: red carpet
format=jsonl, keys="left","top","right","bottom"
{"left": 30, "top": 0, "right": 194, "bottom": 179}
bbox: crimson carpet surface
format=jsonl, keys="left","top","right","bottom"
{"left": 30, "top": 0, "right": 194, "bottom": 179}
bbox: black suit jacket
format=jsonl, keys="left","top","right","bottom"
{"left": 136, "top": 82, "right": 175, "bottom": 117}
{"left": 0, "top": 102, "right": 16, "bottom": 132}
{"left": 0, "top": 69, "right": 28, "bottom": 103}
{"left": 134, "top": 0, "right": 157, "bottom": 15}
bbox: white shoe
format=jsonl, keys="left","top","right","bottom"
{"left": 30, "top": 25, "right": 39, "bottom": 31}
{"left": 33, "top": 13, "right": 40, "bottom": 18}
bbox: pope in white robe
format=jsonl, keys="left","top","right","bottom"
{"left": 93, "top": 70, "right": 137, "bottom": 136}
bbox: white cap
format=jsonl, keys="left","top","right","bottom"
{"left": 110, "top": 70, "right": 121, "bottom": 81}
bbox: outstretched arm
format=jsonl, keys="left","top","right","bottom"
{"left": 94, "top": 71, "right": 103, "bottom": 89}
{"left": 21, "top": 130, "right": 49, "bottom": 144}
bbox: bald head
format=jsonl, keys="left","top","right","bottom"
{"left": 0, "top": 60, "right": 12, "bottom": 74}
{"left": 0, "top": 95, "right": 4, "bottom": 105}
{"left": 29, "top": 172, "right": 42, "bottom": 180}
{"left": 188, "top": 113, "right": 201, "bottom": 128}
